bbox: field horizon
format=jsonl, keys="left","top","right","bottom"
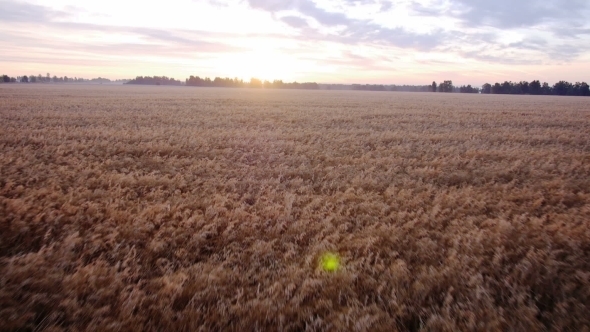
{"left": 1, "top": 84, "right": 589, "bottom": 331}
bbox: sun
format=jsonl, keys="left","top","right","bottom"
{"left": 217, "top": 49, "right": 304, "bottom": 83}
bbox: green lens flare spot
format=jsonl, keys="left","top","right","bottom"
{"left": 321, "top": 252, "right": 340, "bottom": 272}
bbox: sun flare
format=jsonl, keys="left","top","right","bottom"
{"left": 218, "top": 50, "right": 306, "bottom": 82}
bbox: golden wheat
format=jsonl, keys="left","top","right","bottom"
{"left": 1, "top": 84, "right": 589, "bottom": 331}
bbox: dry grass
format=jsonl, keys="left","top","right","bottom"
{"left": 1, "top": 84, "right": 589, "bottom": 331}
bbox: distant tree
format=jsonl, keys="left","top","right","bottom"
{"left": 46, "top": 73, "right": 50, "bottom": 82}
{"left": 437, "top": 80, "right": 453, "bottom": 93}
{"left": 529, "top": 80, "right": 541, "bottom": 95}
{"left": 519, "top": 81, "right": 529, "bottom": 94}
{"left": 249, "top": 78, "right": 263, "bottom": 88}
{"left": 273, "top": 80, "right": 284, "bottom": 89}
{"left": 186, "top": 75, "right": 203, "bottom": 86}
{"left": 431, "top": 81, "right": 437, "bottom": 92}
{"left": 490, "top": 83, "right": 500, "bottom": 94}
{"left": 10, "top": 77, "right": 16, "bottom": 82}
{"left": 541, "top": 82, "right": 552, "bottom": 95}
{"left": 2, "top": 75, "right": 9, "bottom": 83}
{"left": 29, "top": 75, "right": 36, "bottom": 83}
{"left": 64, "top": 76, "right": 69, "bottom": 82}
{"left": 21, "top": 75, "right": 29, "bottom": 83}
{"left": 126, "top": 76, "right": 181, "bottom": 86}
{"left": 509, "top": 82, "right": 521, "bottom": 94}
{"left": 459, "top": 84, "right": 479, "bottom": 93}
{"left": 580, "top": 82, "right": 590, "bottom": 96}
{"left": 481, "top": 83, "right": 491, "bottom": 94}
{"left": 500, "top": 81, "right": 511, "bottom": 94}
{"left": 552, "top": 81, "right": 572, "bottom": 96}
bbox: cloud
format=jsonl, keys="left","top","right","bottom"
{"left": 406, "top": 0, "right": 590, "bottom": 63}
{"left": 248, "top": 0, "right": 349, "bottom": 26}
{"left": 247, "top": 0, "right": 448, "bottom": 50}
{"left": 409, "top": 0, "right": 446, "bottom": 16}
{"left": 247, "top": 0, "right": 295, "bottom": 12}
{"left": 347, "top": 25, "right": 448, "bottom": 50}
{"left": 554, "top": 27, "right": 590, "bottom": 38}
{"left": 0, "top": 1, "right": 242, "bottom": 55}
{"left": 0, "top": 0, "right": 70, "bottom": 22}
{"left": 297, "top": 1, "right": 350, "bottom": 26}
{"left": 2, "top": 0, "right": 590, "bottom": 82}
{"left": 450, "top": 0, "right": 590, "bottom": 28}
{"left": 507, "top": 38, "right": 548, "bottom": 52}
{"left": 280, "top": 16, "right": 309, "bottom": 28}
{"left": 458, "top": 50, "right": 543, "bottom": 66}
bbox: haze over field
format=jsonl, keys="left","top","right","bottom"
{"left": 1, "top": 0, "right": 590, "bottom": 85}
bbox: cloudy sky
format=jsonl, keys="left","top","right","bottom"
{"left": 1, "top": 0, "right": 590, "bottom": 85}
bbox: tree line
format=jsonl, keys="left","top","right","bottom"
{"left": 480, "top": 80, "right": 590, "bottom": 96}
{"left": 126, "top": 76, "right": 182, "bottom": 86}
{"left": 430, "top": 80, "right": 481, "bottom": 93}
{"left": 430, "top": 80, "right": 590, "bottom": 96}
{"left": 124, "top": 76, "right": 319, "bottom": 89}
{"left": 1, "top": 73, "right": 128, "bottom": 84}
{"left": 185, "top": 76, "right": 319, "bottom": 89}
{"left": 4, "top": 72, "right": 588, "bottom": 96}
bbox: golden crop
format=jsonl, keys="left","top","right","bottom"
{"left": 1, "top": 84, "right": 589, "bottom": 331}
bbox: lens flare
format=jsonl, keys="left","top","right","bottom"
{"left": 320, "top": 252, "right": 340, "bottom": 272}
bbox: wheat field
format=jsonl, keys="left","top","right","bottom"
{"left": 1, "top": 84, "right": 589, "bottom": 331}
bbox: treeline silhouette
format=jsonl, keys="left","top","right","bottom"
{"left": 126, "top": 76, "right": 182, "bottom": 86}
{"left": 480, "top": 80, "right": 590, "bottom": 96}
{"left": 428, "top": 80, "right": 589, "bottom": 96}
{"left": 124, "top": 76, "right": 319, "bottom": 89}
{"left": 1, "top": 74, "right": 127, "bottom": 84}
{"left": 185, "top": 76, "right": 319, "bottom": 89}
{"left": 4, "top": 72, "right": 589, "bottom": 96}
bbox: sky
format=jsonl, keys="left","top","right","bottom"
{"left": 1, "top": 0, "right": 590, "bottom": 85}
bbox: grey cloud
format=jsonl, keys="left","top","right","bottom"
{"left": 459, "top": 50, "right": 543, "bottom": 65}
{"left": 0, "top": 0, "right": 237, "bottom": 53}
{"left": 363, "top": 26, "right": 446, "bottom": 50}
{"left": 456, "top": 37, "right": 589, "bottom": 65}
{"left": 1, "top": 27, "right": 241, "bottom": 62}
{"left": 406, "top": 0, "right": 590, "bottom": 63}
{"left": 553, "top": 27, "right": 590, "bottom": 38}
{"left": 546, "top": 43, "right": 590, "bottom": 60}
{"left": 298, "top": 1, "right": 349, "bottom": 26}
{"left": 247, "top": 0, "right": 295, "bottom": 12}
{"left": 410, "top": 1, "right": 446, "bottom": 16}
{"left": 451, "top": 0, "right": 590, "bottom": 28}
{"left": 301, "top": 54, "right": 395, "bottom": 72}
{"left": 248, "top": 0, "right": 446, "bottom": 50}
{"left": 340, "top": 0, "right": 393, "bottom": 11}
{"left": 248, "top": 0, "right": 349, "bottom": 26}
{"left": 130, "top": 28, "right": 218, "bottom": 47}
{"left": 280, "top": 16, "right": 309, "bottom": 28}
{"left": 326, "top": 22, "right": 448, "bottom": 51}
{"left": 43, "top": 21, "right": 242, "bottom": 52}
{"left": 0, "top": 0, "right": 69, "bottom": 22}
{"left": 379, "top": 1, "right": 393, "bottom": 11}
{"left": 507, "top": 38, "right": 548, "bottom": 52}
